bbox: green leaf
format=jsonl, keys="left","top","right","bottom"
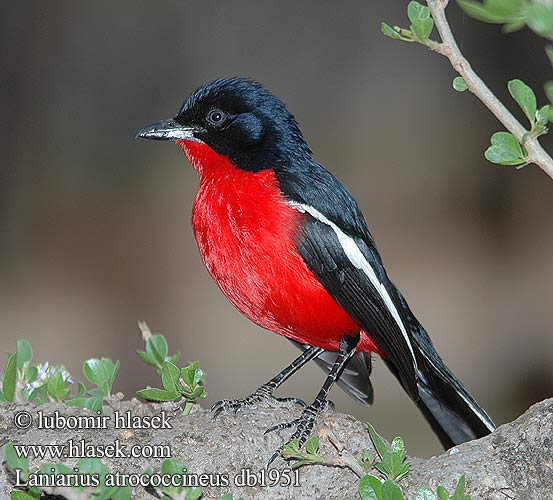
{"left": 415, "top": 486, "right": 438, "bottom": 500}
{"left": 77, "top": 457, "right": 109, "bottom": 477}
{"left": 456, "top": 0, "right": 524, "bottom": 23}
{"left": 381, "top": 22, "right": 402, "bottom": 40}
{"left": 452, "top": 476, "right": 466, "bottom": 500}
{"left": 544, "top": 81, "right": 553, "bottom": 104}
{"left": 359, "top": 475, "right": 383, "bottom": 500}
{"left": 83, "top": 395, "right": 104, "bottom": 413}
{"left": 83, "top": 358, "right": 119, "bottom": 396}
{"left": 381, "top": 480, "right": 403, "bottom": 500}
{"left": 16, "top": 339, "right": 33, "bottom": 371}
{"left": 4, "top": 442, "right": 29, "bottom": 475}
{"left": 137, "top": 387, "right": 180, "bottom": 401}
{"left": 536, "top": 105, "right": 550, "bottom": 126}
{"left": 390, "top": 437, "right": 406, "bottom": 460}
{"left": 367, "top": 423, "right": 388, "bottom": 460}
{"left": 109, "top": 486, "right": 132, "bottom": 500}
{"left": 456, "top": 1, "right": 504, "bottom": 22}
{"left": 11, "top": 492, "right": 36, "bottom": 500}
{"left": 490, "top": 131, "right": 523, "bottom": 153}
{"left": 39, "top": 463, "right": 74, "bottom": 477}
{"left": 305, "top": 435, "right": 319, "bottom": 455}
{"left": 485, "top": 145, "right": 525, "bottom": 165}
{"left": 411, "top": 18, "right": 434, "bottom": 41}
{"left": 218, "top": 494, "right": 233, "bottom": 500}
{"left": 47, "top": 372, "right": 69, "bottom": 402}
{"left": 502, "top": 18, "right": 526, "bottom": 33}
{"left": 3, "top": 353, "right": 17, "bottom": 402}
{"left": 453, "top": 76, "right": 468, "bottom": 92}
{"left": 67, "top": 392, "right": 104, "bottom": 413}
{"left": 187, "top": 489, "right": 204, "bottom": 500}
{"left": 486, "top": 0, "right": 525, "bottom": 16}
{"left": 137, "top": 351, "right": 157, "bottom": 368}
{"left": 408, "top": 1, "right": 431, "bottom": 22}
{"left": 161, "top": 361, "right": 180, "bottom": 393}
{"left": 436, "top": 486, "right": 450, "bottom": 500}
{"left": 147, "top": 334, "right": 169, "bottom": 365}
{"left": 484, "top": 131, "right": 525, "bottom": 166}
{"left": 181, "top": 361, "right": 200, "bottom": 388}
{"left": 526, "top": 4, "right": 553, "bottom": 39}
{"left": 161, "top": 458, "right": 186, "bottom": 475}
{"left": 76, "top": 381, "right": 87, "bottom": 397}
{"left": 29, "top": 383, "right": 48, "bottom": 404}
{"left": 508, "top": 79, "right": 537, "bottom": 125}
{"left": 281, "top": 439, "right": 300, "bottom": 456}
{"left": 24, "top": 365, "right": 38, "bottom": 384}
{"left": 381, "top": 22, "right": 412, "bottom": 42}
{"left": 395, "top": 463, "right": 411, "bottom": 482}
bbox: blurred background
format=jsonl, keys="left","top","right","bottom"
{"left": 1, "top": 1, "right": 552, "bottom": 457}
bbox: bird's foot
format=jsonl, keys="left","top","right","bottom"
{"left": 211, "top": 383, "right": 305, "bottom": 418}
{"left": 265, "top": 400, "right": 331, "bottom": 466}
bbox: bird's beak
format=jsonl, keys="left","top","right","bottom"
{"left": 135, "top": 119, "right": 201, "bottom": 141}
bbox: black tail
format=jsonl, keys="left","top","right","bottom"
{"left": 415, "top": 373, "right": 494, "bottom": 448}
{"left": 379, "top": 318, "right": 496, "bottom": 448}
{"left": 386, "top": 286, "right": 496, "bottom": 448}
{"left": 408, "top": 355, "right": 495, "bottom": 448}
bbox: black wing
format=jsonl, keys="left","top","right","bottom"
{"left": 294, "top": 209, "right": 419, "bottom": 400}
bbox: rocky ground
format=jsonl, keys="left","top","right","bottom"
{"left": 1, "top": 397, "right": 552, "bottom": 499}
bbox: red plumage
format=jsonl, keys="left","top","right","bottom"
{"left": 179, "top": 139, "right": 382, "bottom": 355}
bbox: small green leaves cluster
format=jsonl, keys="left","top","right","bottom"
{"left": 365, "top": 423, "right": 410, "bottom": 481}
{"left": 281, "top": 435, "right": 325, "bottom": 468}
{"left": 67, "top": 358, "right": 120, "bottom": 413}
{"left": 458, "top": 0, "right": 553, "bottom": 166}
{"left": 0, "top": 340, "right": 72, "bottom": 404}
{"left": 457, "top": 0, "right": 553, "bottom": 38}
{"left": 5, "top": 445, "right": 130, "bottom": 500}
{"left": 1, "top": 339, "right": 42, "bottom": 403}
{"left": 0, "top": 339, "right": 118, "bottom": 414}
{"left": 144, "top": 458, "right": 202, "bottom": 500}
{"left": 359, "top": 424, "right": 470, "bottom": 500}
{"left": 136, "top": 331, "right": 206, "bottom": 415}
{"left": 382, "top": 2, "right": 435, "bottom": 45}
{"left": 358, "top": 424, "right": 410, "bottom": 500}
{"left": 415, "top": 476, "right": 471, "bottom": 500}
{"left": 484, "top": 79, "right": 549, "bottom": 167}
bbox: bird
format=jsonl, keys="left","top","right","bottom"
{"left": 136, "top": 77, "right": 496, "bottom": 457}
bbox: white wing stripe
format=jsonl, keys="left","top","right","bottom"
{"left": 289, "top": 201, "right": 417, "bottom": 369}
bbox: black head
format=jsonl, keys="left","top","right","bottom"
{"left": 136, "top": 77, "right": 313, "bottom": 171}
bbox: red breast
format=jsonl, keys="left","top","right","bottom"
{"left": 178, "top": 139, "right": 381, "bottom": 354}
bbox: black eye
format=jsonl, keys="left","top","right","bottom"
{"left": 207, "top": 109, "right": 225, "bottom": 125}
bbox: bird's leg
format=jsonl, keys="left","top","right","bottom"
{"left": 211, "top": 345, "right": 323, "bottom": 417}
{"left": 266, "top": 334, "right": 359, "bottom": 465}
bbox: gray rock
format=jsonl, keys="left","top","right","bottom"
{"left": 1, "top": 397, "right": 551, "bottom": 499}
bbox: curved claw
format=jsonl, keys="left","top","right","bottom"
{"left": 210, "top": 399, "right": 231, "bottom": 419}
{"left": 210, "top": 387, "right": 305, "bottom": 420}
{"left": 264, "top": 418, "right": 301, "bottom": 435}
{"left": 266, "top": 447, "right": 282, "bottom": 468}
{"left": 273, "top": 396, "right": 306, "bottom": 407}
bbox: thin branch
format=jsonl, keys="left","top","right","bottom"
{"left": 425, "top": 0, "right": 553, "bottom": 180}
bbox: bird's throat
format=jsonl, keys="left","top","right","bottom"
{"left": 177, "top": 139, "right": 228, "bottom": 177}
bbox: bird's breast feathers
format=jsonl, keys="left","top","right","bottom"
{"left": 181, "top": 140, "right": 366, "bottom": 350}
